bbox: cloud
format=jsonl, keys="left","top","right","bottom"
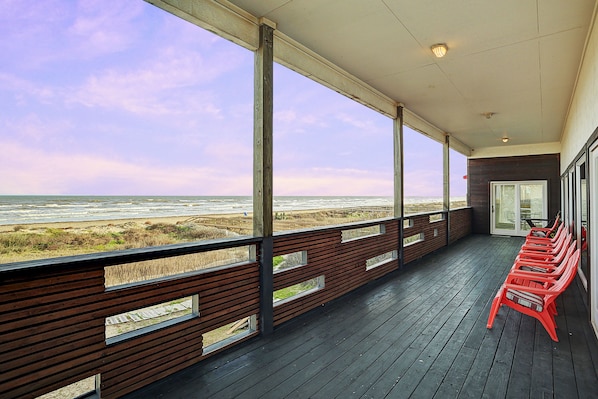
{"left": 66, "top": 51, "right": 216, "bottom": 115}
{"left": 403, "top": 169, "right": 443, "bottom": 197}
{"left": 274, "top": 109, "right": 297, "bottom": 123}
{"left": 3, "top": 113, "right": 74, "bottom": 143}
{"left": 0, "top": 73, "right": 57, "bottom": 105}
{"left": 0, "top": 140, "right": 252, "bottom": 195}
{"left": 67, "top": 0, "right": 144, "bottom": 57}
{"left": 336, "top": 112, "right": 372, "bottom": 130}
{"left": 274, "top": 167, "right": 393, "bottom": 196}
{"left": 0, "top": 1, "right": 146, "bottom": 70}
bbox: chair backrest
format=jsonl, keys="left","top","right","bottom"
{"left": 552, "top": 232, "right": 573, "bottom": 258}
{"left": 542, "top": 223, "right": 565, "bottom": 241}
{"left": 540, "top": 224, "right": 566, "bottom": 247}
{"left": 552, "top": 241, "right": 577, "bottom": 273}
{"left": 551, "top": 248, "right": 580, "bottom": 293}
{"left": 546, "top": 213, "right": 561, "bottom": 233}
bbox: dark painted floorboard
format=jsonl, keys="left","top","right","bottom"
{"left": 123, "top": 235, "right": 598, "bottom": 399}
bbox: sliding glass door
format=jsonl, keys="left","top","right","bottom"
{"left": 491, "top": 181, "right": 547, "bottom": 236}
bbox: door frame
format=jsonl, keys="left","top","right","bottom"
{"left": 575, "top": 155, "right": 588, "bottom": 289}
{"left": 589, "top": 142, "right": 598, "bottom": 336}
{"left": 490, "top": 180, "right": 548, "bottom": 236}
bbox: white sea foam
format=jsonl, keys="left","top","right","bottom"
{"left": 0, "top": 195, "right": 462, "bottom": 226}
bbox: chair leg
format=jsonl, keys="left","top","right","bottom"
{"left": 487, "top": 289, "right": 504, "bottom": 329}
{"left": 538, "top": 312, "right": 559, "bottom": 342}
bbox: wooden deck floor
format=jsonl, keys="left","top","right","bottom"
{"left": 124, "top": 235, "right": 598, "bottom": 399}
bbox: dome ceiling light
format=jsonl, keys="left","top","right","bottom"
{"left": 431, "top": 43, "right": 448, "bottom": 58}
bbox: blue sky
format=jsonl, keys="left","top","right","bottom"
{"left": 0, "top": 0, "right": 466, "bottom": 197}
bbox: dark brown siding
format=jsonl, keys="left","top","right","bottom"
{"left": 403, "top": 213, "right": 447, "bottom": 264}
{"left": 272, "top": 219, "right": 400, "bottom": 326}
{"left": 468, "top": 154, "right": 561, "bottom": 234}
{"left": 449, "top": 207, "right": 472, "bottom": 244}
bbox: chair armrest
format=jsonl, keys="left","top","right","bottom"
{"left": 516, "top": 253, "right": 555, "bottom": 262}
{"left": 505, "top": 274, "right": 556, "bottom": 285}
{"left": 508, "top": 269, "right": 559, "bottom": 279}
{"left": 503, "top": 283, "right": 556, "bottom": 296}
{"left": 513, "top": 258, "right": 558, "bottom": 269}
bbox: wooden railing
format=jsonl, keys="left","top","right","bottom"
{"left": 272, "top": 218, "right": 400, "bottom": 326}
{"left": 0, "top": 208, "right": 471, "bottom": 399}
{"left": 1, "top": 237, "right": 261, "bottom": 399}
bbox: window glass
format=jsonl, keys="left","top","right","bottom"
{"left": 403, "top": 126, "right": 443, "bottom": 214}
{"left": 449, "top": 148, "right": 468, "bottom": 208}
{"left": 272, "top": 64, "right": 393, "bottom": 232}
{"left": 0, "top": 2, "right": 253, "bottom": 264}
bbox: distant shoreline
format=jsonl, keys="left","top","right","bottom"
{"left": 0, "top": 200, "right": 467, "bottom": 233}
{"left": 0, "top": 202, "right": 466, "bottom": 264}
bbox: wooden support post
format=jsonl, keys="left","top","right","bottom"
{"left": 444, "top": 134, "right": 451, "bottom": 245}
{"left": 254, "top": 22, "right": 274, "bottom": 335}
{"left": 394, "top": 105, "right": 404, "bottom": 268}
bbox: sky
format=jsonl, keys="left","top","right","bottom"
{"left": 0, "top": 0, "right": 466, "bottom": 197}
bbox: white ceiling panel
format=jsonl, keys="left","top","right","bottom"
{"left": 227, "top": 0, "right": 596, "bottom": 152}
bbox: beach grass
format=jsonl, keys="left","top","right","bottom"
{"left": 0, "top": 201, "right": 465, "bottom": 269}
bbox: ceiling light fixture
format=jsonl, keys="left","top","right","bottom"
{"left": 502, "top": 136, "right": 509, "bottom": 143}
{"left": 431, "top": 43, "right": 448, "bottom": 58}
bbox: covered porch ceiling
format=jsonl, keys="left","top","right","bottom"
{"left": 225, "top": 0, "right": 596, "bottom": 154}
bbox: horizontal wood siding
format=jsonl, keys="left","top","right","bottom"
{"left": 0, "top": 266, "right": 105, "bottom": 399}
{"left": 468, "top": 154, "right": 561, "bottom": 234}
{"left": 101, "top": 262, "right": 260, "bottom": 398}
{"left": 272, "top": 220, "right": 400, "bottom": 327}
{"left": 449, "top": 207, "right": 472, "bottom": 244}
{"left": 0, "top": 240, "right": 260, "bottom": 399}
{"left": 403, "top": 213, "right": 447, "bottom": 264}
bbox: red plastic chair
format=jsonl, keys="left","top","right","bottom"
{"left": 519, "top": 226, "right": 568, "bottom": 255}
{"left": 511, "top": 241, "right": 576, "bottom": 277}
{"left": 524, "top": 223, "right": 564, "bottom": 246}
{"left": 517, "top": 232, "right": 572, "bottom": 263}
{"left": 486, "top": 248, "right": 580, "bottom": 342}
{"left": 527, "top": 213, "right": 560, "bottom": 238}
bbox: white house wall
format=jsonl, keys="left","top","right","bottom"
{"left": 561, "top": 5, "right": 598, "bottom": 170}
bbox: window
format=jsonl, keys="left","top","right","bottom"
{"left": 404, "top": 233, "right": 424, "bottom": 246}
{"left": 403, "top": 126, "right": 443, "bottom": 214}
{"left": 366, "top": 250, "right": 398, "bottom": 270}
{"left": 35, "top": 375, "right": 98, "bottom": 399}
{"left": 450, "top": 148, "right": 468, "bottom": 208}
{"left": 105, "top": 246, "right": 252, "bottom": 287}
{"left": 273, "top": 276, "right": 325, "bottom": 305}
{"left": 203, "top": 315, "right": 257, "bottom": 353}
{"left": 272, "top": 63, "right": 393, "bottom": 232}
{"left": 429, "top": 213, "right": 445, "bottom": 223}
{"left": 0, "top": 3, "right": 254, "bottom": 265}
{"left": 341, "top": 225, "right": 385, "bottom": 242}
{"left": 106, "top": 295, "right": 198, "bottom": 343}
{"left": 273, "top": 251, "right": 307, "bottom": 273}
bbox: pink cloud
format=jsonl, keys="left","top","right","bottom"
{"left": 274, "top": 167, "right": 393, "bottom": 196}
{"left": 0, "top": 140, "right": 253, "bottom": 195}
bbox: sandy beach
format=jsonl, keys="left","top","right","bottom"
{"left": 0, "top": 215, "right": 205, "bottom": 233}
{"left": 0, "top": 205, "right": 397, "bottom": 234}
{"left": 0, "top": 201, "right": 466, "bottom": 264}
{"left": 0, "top": 207, "right": 395, "bottom": 264}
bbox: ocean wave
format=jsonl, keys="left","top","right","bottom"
{"left": 0, "top": 195, "right": 409, "bottom": 225}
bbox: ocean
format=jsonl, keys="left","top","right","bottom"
{"left": 0, "top": 195, "right": 463, "bottom": 226}
{"left": 0, "top": 195, "right": 402, "bottom": 226}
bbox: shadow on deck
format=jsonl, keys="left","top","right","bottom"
{"left": 124, "top": 235, "right": 598, "bottom": 399}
